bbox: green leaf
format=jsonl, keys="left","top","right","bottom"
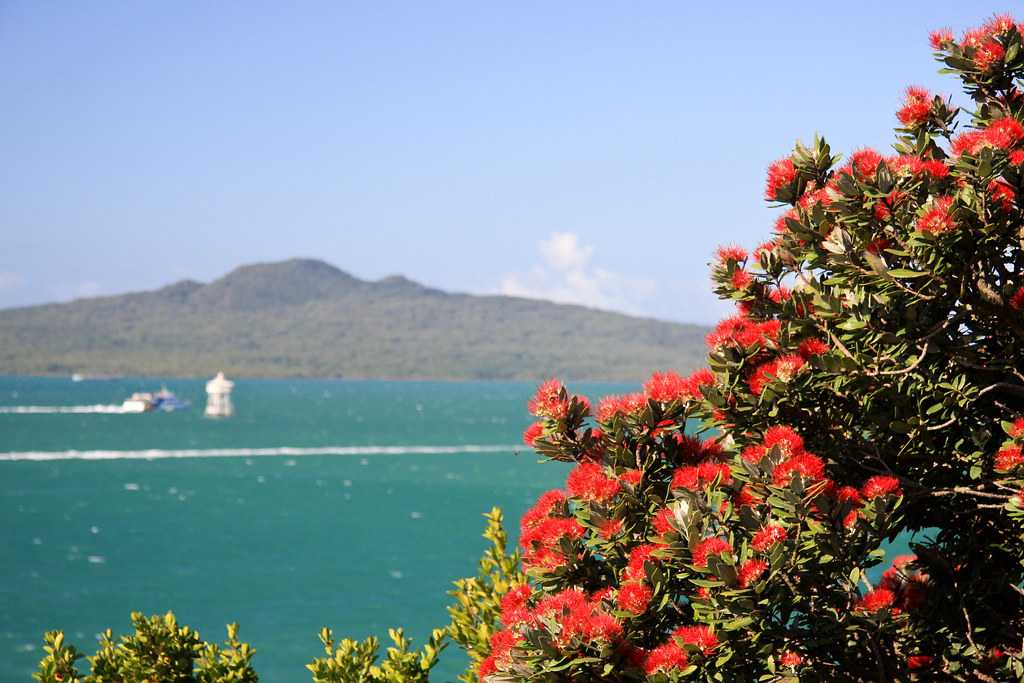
{"left": 887, "top": 269, "right": 928, "bottom": 278}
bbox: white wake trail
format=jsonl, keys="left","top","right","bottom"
{"left": 0, "top": 405, "right": 130, "bottom": 414}
{"left": 0, "top": 445, "right": 521, "bottom": 462}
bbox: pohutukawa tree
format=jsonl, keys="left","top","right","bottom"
{"left": 484, "top": 15, "right": 1024, "bottom": 683}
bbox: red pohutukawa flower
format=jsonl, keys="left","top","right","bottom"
{"left": 597, "top": 518, "right": 623, "bottom": 539}
{"left": 855, "top": 588, "right": 896, "bottom": 613}
{"left": 765, "top": 157, "right": 797, "bottom": 201}
{"left": 751, "top": 524, "right": 788, "bottom": 552}
{"left": 773, "top": 452, "right": 825, "bottom": 486}
{"left": 653, "top": 506, "right": 676, "bottom": 535}
{"left": 730, "top": 269, "right": 753, "bottom": 290}
{"left": 748, "top": 355, "right": 806, "bottom": 395}
{"left": 716, "top": 245, "right": 747, "bottom": 263}
{"left": 626, "top": 543, "right": 665, "bottom": 581}
{"left": 916, "top": 196, "right": 956, "bottom": 234}
{"left": 779, "top": 651, "right": 803, "bottom": 667}
{"left": 889, "top": 154, "right": 948, "bottom": 178}
{"left": 692, "top": 537, "right": 733, "bottom": 567}
{"left": 644, "top": 641, "right": 689, "bottom": 674}
{"left": 644, "top": 370, "right": 710, "bottom": 404}
{"left": 798, "top": 337, "right": 829, "bottom": 358}
{"left": 1008, "top": 417, "right": 1024, "bottom": 439}
{"left": 596, "top": 392, "right": 646, "bottom": 422}
{"left": 738, "top": 558, "right": 768, "bottom": 587}
{"left": 566, "top": 462, "right": 620, "bottom": 503}
{"left": 500, "top": 584, "right": 533, "bottom": 626}
{"left": 849, "top": 148, "right": 885, "bottom": 180}
{"left": 1011, "top": 287, "right": 1024, "bottom": 311}
{"left": 674, "top": 625, "right": 720, "bottom": 655}
{"left": 995, "top": 445, "right": 1024, "bottom": 472}
{"left": 522, "top": 421, "right": 544, "bottom": 446}
{"left": 528, "top": 379, "right": 570, "bottom": 419}
{"left": 907, "top": 655, "right": 934, "bottom": 670}
{"left": 617, "top": 582, "right": 653, "bottom": 616}
{"left": 989, "top": 179, "right": 1016, "bottom": 211}
{"left": 861, "top": 475, "right": 902, "bottom": 499}
{"left": 929, "top": 27, "right": 954, "bottom": 50}
{"left": 763, "top": 425, "right": 804, "bottom": 456}
{"left": 953, "top": 117, "right": 1024, "bottom": 156}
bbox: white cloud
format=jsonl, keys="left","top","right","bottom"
{"left": 501, "top": 232, "right": 658, "bottom": 316}
{"left": 0, "top": 271, "right": 24, "bottom": 290}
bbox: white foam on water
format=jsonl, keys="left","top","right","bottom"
{"left": 0, "top": 445, "right": 519, "bottom": 462}
{"left": 0, "top": 405, "right": 129, "bottom": 414}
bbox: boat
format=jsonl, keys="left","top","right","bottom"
{"left": 120, "top": 388, "right": 190, "bottom": 413}
{"left": 152, "top": 388, "right": 190, "bottom": 412}
{"left": 121, "top": 392, "right": 156, "bottom": 413}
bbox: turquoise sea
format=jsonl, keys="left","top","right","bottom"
{"left": 0, "top": 376, "right": 634, "bottom": 681}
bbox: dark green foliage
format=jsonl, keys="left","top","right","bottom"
{"left": 0, "top": 259, "right": 707, "bottom": 381}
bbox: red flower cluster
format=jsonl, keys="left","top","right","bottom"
{"left": 617, "top": 581, "right": 653, "bottom": 616}
{"left": 530, "top": 588, "right": 624, "bottom": 648}
{"left": 989, "top": 179, "right": 1016, "bottom": 211}
{"left": 671, "top": 461, "right": 732, "bottom": 491}
{"left": 692, "top": 537, "right": 733, "bottom": 567}
{"left": 773, "top": 452, "right": 825, "bottom": 487}
{"left": 849, "top": 148, "right": 885, "bottom": 180}
{"left": 888, "top": 154, "right": 949, "bottom": 178}
{"left": 738, "top": 558, "right": 768, "bottom": 587}
{"left": 528, "top": 379, "right": 571, "bottom": 420}
{"left": 779, "top": 650, "right": 803, "bottom": 667}
{"left": 953, "top": 15, "right": 1020, "bottom": 71}
{"left": 596, "top": 392, "right": 646, "bottom": 422}
{"left": 625, "top": 543, "right": 665, "bottom": 581}
{"left": 675, "top": 625, "right": 720, "bottom": 655}
{"left": 763, "top": 425, "right": 804, "bottom": 456}
{"left": 707, "top": 313, "right": 781, "bottom": 350}
{"left": 520, "top": 490, "right": 583, "bottom": 571}
{"left": 797, "top": 337, "right": 829, "bottom": 357}
{"left": 929, "top": 28, "right": 954, "bottom": 50}
{"left": 907, "top": 655, "right": 933, "bottom": 670}
{"left": 765, "top": 157, "right": 797, "bottom": 201}
{"left": 855, "top": 587, "right": 896, "bottom": 613}
{"left": 748, "top": 354, "right": 806, "bottom": 395}
{"left": 952, "top": 118, "right": 1024, "bottom": 156}
{"left": 861, "top": 475, "right": 903, "bottom": 499}
{"left": 716, "top": 245, "right": 747, "bottom": 263}
{"left": 995, "top": 445, "right": 1024, "bottom": 472}
{"left": 1011, "top": 287, "right": 1024, "bottom": 311}
{"left": 652, "top": 506, "right": 677, "bottom": 535}
{"left": 643, "top": 640, "right": 688, "bottom": 674}
{"left": 730, "top": 269, "right": 753, "bottom": 290}
{"left": 643, "top": 369, "right": 715, "bottom": 404}
{"left": 879, "top": 555, "right": 930, "bottom": 613}
{"left": 522, "top": 421, "right": 544, "bottom": 446}
{"left": 566, "top": 462, "right": 620, "bottom": 503}
{"left": 751, "top": 524, "right": 788, "bottom": 552}
{"left": 916, "top": 196, "right": 956, "bottom": 234}
{"left": 500, "top": 583, "right": 534, "bottom": 625}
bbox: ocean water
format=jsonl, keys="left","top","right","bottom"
{"left": 0, "top": 376, "right": 633, "bottom": 681}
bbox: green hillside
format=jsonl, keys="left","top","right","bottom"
{"left": 0, "top": 259, "right": 709, "bottom": 381}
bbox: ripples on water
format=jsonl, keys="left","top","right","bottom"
{"left": 0, "top": 377, "right": 631, "bottom": 680}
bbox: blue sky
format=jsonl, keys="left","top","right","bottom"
{"left": 0, "top": 1, "right": 999, "bottom": 323}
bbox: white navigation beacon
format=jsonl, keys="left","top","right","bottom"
{"left": 204, "top": 371, "right": 234, "bottom": 418}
